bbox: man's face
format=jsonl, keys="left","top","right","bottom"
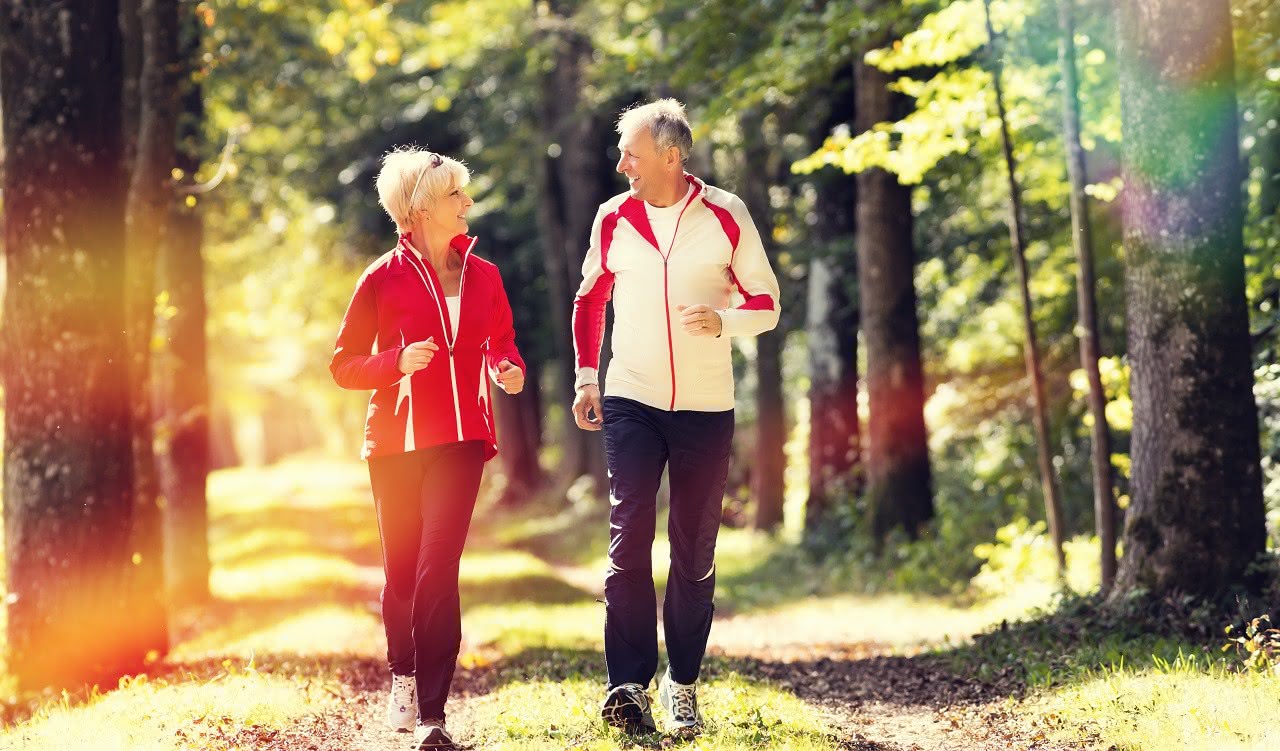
{"left": 616, "top": 126, "right": 671, "bottom": 202}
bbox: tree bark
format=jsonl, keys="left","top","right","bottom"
{"left": 1058, "top": 0, "right": 1117, "bottom": 592}
{"left": 1113, "top": 0, "right": 1266, "bottom": 598}
{"left": 855, "top": 59, "right": 933, "bottom": 543}
{"left": 740, "top": 112, "right": 786, "bottom": 533}
{"left": 157, "top": 2, "right": 211, "bottom": 606}
{"left": 533, "top": 0, "right": 610, "bottom": 492}
{"left": 124, "top": 0, "right": 180, "bottom": 656}
{"left": 983, "top": 0, "right": 1066, "bottom": 572}
{"left": 1, "top": 0, "right": 141, "bottom": 690}
{"left": 805, "top": 65, "right": 862, "bottom": 537}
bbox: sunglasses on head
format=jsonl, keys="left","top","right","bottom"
{"left": 408, "top": 152, "right": 444, "bottom": 209}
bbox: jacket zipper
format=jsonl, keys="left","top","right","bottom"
{"left": 404, "top": 239, "right": 472, "bottom": 442}
{"left": 661, "top": 195, "right": 695, "bottom": 411}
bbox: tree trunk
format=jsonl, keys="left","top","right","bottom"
{"left": 855, "top": 59, "right": 933, "bottom": 543}
{"left": 124, "top": 0, "right": 180, "bottom": 657}
{"left": 738, "top": 111, "right": 787, "bottom": 533}
{"left": 1, "top": 0, "right": 141, "bottom": 690}
{"left": 533, "top": 0, "right": 610, "bottom": 493}
{"left": 495, "top": 367, "right": 547, "bottom": 506}
{"left": 1058, "top": 0, "right": 1117, "bottom": 593}
{"left": 805, "top": 65, "right": 862, "bottom": 538}
{"left": 157, "top": 5, "right": 211, "bottom": 606}
{"left": 983, "top": 0, "right": 1066, "bottom": 572}
{"left": 121, "top": 0, "right": 142, "bottom": 167}
{"left": 1113, "top": 0, "right": 1266, "bottom": 598}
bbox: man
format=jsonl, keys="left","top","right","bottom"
{"left": 571, "top": 99, "right": 781, "bottom": 737}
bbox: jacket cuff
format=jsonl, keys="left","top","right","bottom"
{"left": 574, "top": 367, "right": 599, "bottom": 390}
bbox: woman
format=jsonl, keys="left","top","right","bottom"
{"left": 330, "top": 147, "right": 525, "bottom": 750}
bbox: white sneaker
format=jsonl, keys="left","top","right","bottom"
{"left": 658, "top": 670, "right": 702, "bottom": 737}
{"left": 386, "top": 673, "right": 417, "bottom": 732}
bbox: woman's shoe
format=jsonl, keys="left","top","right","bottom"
{"left": 386, "top": 673, "right": 417, "bottom": 732}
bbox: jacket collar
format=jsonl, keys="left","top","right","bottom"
{"left": 617, "top": 173, "right": 705, "bottom": 251}
{"left": 397, "top": 232, "right": 478, "bottom": 264}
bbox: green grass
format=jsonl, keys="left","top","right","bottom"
{"left": 935, "top": 591, "right": 1280, "bottom": 750}
{"left": 459, "top": 672, "right": 842, "bottom": 750}
{"left": 3, "top": 664, "right": 343, "bottom": 751}
{"left": 1035, "top": 654, "right": 1280, "bottom": 750}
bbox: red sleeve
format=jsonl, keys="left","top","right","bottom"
{"left": 329, "top": 267, "right": 405, "bottom": 390}
{"left": 572, "top": 206, "right": 615, "bottom": 372}
{"left": 487, "top": 266, "right": 526, "bottom": 376}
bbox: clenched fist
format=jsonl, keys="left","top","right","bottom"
{"left": 495, "top": 358, "right": 525, "bottom": 394}
{"left": 397, "top": 337, "right": 439, "bottom": 375}
{"left": 676, "top": 303, "right": 722, "bottom": 337}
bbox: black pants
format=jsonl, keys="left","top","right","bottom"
{"left": 601, "top": 396, "right": 734, "bottom": 689}
{"left": 368, "top": 440, "right": 485, "bottom": 721}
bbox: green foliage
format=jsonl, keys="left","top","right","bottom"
{"left": 186, "top": 0, "right": 1277, "bottom": 602}
{"left": 1223, "top": 614, "right": 1280, "bottom": 674}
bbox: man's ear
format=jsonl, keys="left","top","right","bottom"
{"left": 666, "top": 145, "right": 682, "bottom": 170}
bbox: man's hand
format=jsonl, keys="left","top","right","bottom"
{"left": 572, "top": 384, "right": 603, "bottom": 431}
{"left": 677, "top": 304, "right": 722, "bottom": 337}
{"left": 398, "top": 337, "right": 439, "bottom": 375}
{"left": 495, "top": 359, "right": 525, "bottom": 394}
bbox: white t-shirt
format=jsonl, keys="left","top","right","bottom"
{"left": 445, "top": 295, "right": 460, "bottom": 333}
{"left": 644, "top": 183, "right": 694, "bottom": 253}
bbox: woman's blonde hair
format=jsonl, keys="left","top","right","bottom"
{"left": 375, "top": 147, "right": 471, "bottom": 232}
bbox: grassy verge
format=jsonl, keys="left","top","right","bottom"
{"left": 935, "top": 592, "right": 1280, "bottom": 750}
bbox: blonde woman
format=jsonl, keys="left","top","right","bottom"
{"left": 331, "top": 148, "right": 526, "bottom": 750}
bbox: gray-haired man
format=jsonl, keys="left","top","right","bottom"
{"left": 571, "top": 99, "right": 781, "bottom": 736}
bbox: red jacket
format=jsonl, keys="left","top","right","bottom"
{"left": 330, "top": 233, "right": 525, "bottom": 461}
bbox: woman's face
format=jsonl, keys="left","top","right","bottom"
{"left": 423, "top": 183, "right": 474, "bottom": 237}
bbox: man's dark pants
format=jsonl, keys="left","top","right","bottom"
{"left": 601, "top": 395, "right": 734, "bottom": 689}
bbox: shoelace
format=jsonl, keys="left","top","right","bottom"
{"left": 391, "top": 675, "right": 415, "bottom": 707}
{"left": 669, "top": 684, "right": 697, "bottom": 721}
{"left": 618, "top": 683, "right": 648, "bottom": 707}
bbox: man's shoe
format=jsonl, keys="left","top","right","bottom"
{"left": 414, "top": 718, "right": 456, "bottom": 750}
{"left": 658, "top": 670, "right": 702, "bottom": 737}
{"left": 601, "top": 683, "right": 657, "bottom": 734}
{"left": 386, "top": 673, "right": 417, "bottom": 732}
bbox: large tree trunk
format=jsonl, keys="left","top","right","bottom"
{"left": 124, "top": 0, "right": 180, "bottom": 657}
{"left": 1113, "top": 0, "right": 1266, "bottom": 598}
{"left": 983, "top": 0, "right": 1067, "bottom": 572}
{"left": 1, "top": 0, "right": 141, "bottom": 690}
{"left": 533, "top": 0, "right": 610, "bottom": 493}
{"left": 805, "top": 66, "right": 862, "bottom": 537}
{"left": 157, "top": 6, "right": 211, "bottom": 606}
{"left": 855, "top": 59, "right": 933, "bottom": 543}
{"left": 1058, "top": 0, "right": 1117, "bottom": 592}
{"left": 494, "top": 368, "right": 547, "bottom": 506}
{"left": 740, "top": 112, "right": 786, "bottom": 533}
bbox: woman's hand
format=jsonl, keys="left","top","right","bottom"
{"left": 398, "top": 337, "right": 439, "bottom": 375}
{"left": 495, "top": 358, "right": 524, "bottom": 394}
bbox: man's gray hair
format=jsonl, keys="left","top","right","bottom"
{"left": 617, "top": 98, "right": 693, "bottom": 165}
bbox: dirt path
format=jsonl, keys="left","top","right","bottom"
{"left": 300, "top": 561, "right": 1072, "bottom": 751}
{"left": 147, "top": 465, "right": 1075, "bottom": 751}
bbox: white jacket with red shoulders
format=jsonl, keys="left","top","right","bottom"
{"left": 331, "top": 233, "right": 525, "bottom": 460}
{"left": 573, "top": 174, "right": 781, "bottom": 412}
